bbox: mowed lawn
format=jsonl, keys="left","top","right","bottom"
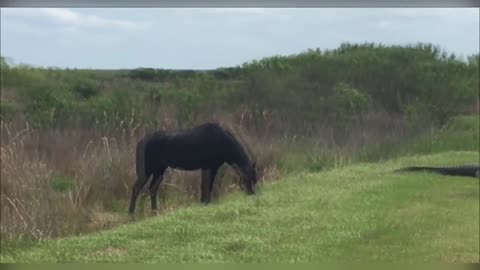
{"left": 1, "top": 151, "right": 478, "bottom": 263}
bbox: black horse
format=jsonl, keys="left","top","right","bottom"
{"left": 128, "top": 122, "right": 258, "bottom": 214}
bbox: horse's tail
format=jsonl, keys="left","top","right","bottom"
{"left": 135, "top": 136, "right": 147, "bottom": 180}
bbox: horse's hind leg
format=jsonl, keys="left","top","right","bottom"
{"left": 129, "top": 173, "right": 151, "bottom": 215}
{"left": 149, "top": 168, "right": 166, "bottom": 214}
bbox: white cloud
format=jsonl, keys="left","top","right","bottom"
{"left": 2, "top": 8, "right": 150, "bottom": 31}
{"left": 39, "top": 8, "right": 81, "bottom": 25}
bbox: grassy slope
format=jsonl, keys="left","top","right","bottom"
{"left": 1, "top": 150, "right": 478, "bottom": 263}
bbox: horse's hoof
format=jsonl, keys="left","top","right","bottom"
{"left": 128, "top": 214, "right": 135, "bottom": 222}
{"left": 152, "top": 209, "right": 159, "bottom": 216}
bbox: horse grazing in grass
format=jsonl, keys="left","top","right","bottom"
{"left": 128, "top": 122, "right": 258, "bottom": 215}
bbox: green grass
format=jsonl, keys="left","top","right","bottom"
{"left": 277, "top": 115, "right": 479, "bottom": 174}
{"left": 1, "top": 151, "right": 478, "bottom": 263}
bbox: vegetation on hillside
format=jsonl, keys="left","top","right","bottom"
{"left": 1, "top": 43, "right": 478, "bottom": 130}
{"left": 0, "top": 42, "right": 478, "bottom": 244}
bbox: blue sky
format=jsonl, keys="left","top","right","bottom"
{"left": 1, "top": 8, "right": 479, "bottom": 69}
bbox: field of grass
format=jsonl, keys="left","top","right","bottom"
{"left": 1, "top": 42, "right": 479, "bottom": 262}
{"left": 1, "top": 149, "right": 478, "bottom": 263}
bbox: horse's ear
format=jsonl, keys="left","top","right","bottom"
{"left": 253, "top": 161, "right": 257, "bottom": 169}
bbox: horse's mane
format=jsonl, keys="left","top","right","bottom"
{"left": 221, "top": 126, "right": 254, "bottom": 166}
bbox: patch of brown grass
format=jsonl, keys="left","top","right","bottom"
{"left": 0, "top": 120, "right": 140, "bottom": 240}
{"left": 0, "top": 116, "right": 282, "bottom": 241}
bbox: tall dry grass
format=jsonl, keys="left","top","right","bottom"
{"left": 1, "top": 121, "right": 133, "bottom": 240}
{"left": 0, "top": 112, "right": 281, "bottom": 241}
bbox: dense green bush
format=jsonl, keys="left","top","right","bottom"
{"left": 1, "top": 43, "right": 478, "bottom": 131}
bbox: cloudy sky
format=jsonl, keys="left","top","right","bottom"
{"left": 1, "top": 8, "right": 479, "bottom": 69}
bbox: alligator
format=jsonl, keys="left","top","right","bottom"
{"left": 395, "top": 164, "right": 480, "bottom": 178}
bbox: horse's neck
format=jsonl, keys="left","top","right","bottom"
{"left": 234, "top": 157, "right": 251, "bottom": 175}
{"left": 225, "top": 131, "right": 252, "bottom": 174}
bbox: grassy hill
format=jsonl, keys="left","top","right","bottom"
{"left": 1, "top": 43, "right": 479, "bottom": 262}
{"left": 1, "top": 150, "right": 478, "bottom": 263}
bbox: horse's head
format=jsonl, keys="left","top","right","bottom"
{"left": 244, "top": 161, "right": 258, "bottom": 195}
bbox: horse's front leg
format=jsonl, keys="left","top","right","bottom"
{"left": 200, "top": 169, "right": 211, "bottom": 204}
{"left": 200, "top": 167, "right": 219, "bottom": 204}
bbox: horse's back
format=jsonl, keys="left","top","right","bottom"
{"left": 169, "top": 122, "right": 229, "bottom": 145}
{"left": 140, "top": 123, "right": 233, "bottom": 170}
{"left": 184, "top": 122, "right": 225, "bottom": 138}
